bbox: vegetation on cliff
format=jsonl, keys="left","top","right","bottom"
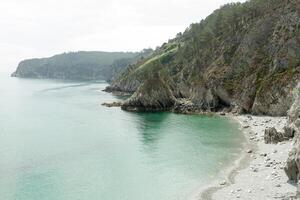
{"left": 109, "top": 0, "right": 300, "bottom": 115}
{"left": 12, "top": 49, "right": 153, "bottom": 81}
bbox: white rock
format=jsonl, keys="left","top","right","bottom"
{"left": 220, "top": 180, "right": 227, "bottom": 185}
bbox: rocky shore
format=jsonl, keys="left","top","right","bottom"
{"left": 102, "top": 87, "right": 300, "bottom": 199}
{"left": 198, "top": 115, "right": 298, "bottom": 200}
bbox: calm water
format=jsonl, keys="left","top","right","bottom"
{"left": 0, "top": 72, "right": 244, "bottom": 200}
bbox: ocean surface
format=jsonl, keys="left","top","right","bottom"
{"left": 0, "top": 72, "right": 245, "bottom": 200}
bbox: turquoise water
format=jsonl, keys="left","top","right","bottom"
{"left": 0, "top": 73, "right": 244, "bottom": 200}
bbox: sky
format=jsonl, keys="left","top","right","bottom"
{"left": 0, "top": 0, "right": 245, "bottom": 73}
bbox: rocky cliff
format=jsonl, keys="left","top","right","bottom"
{"left": 108, "top": 0, "right": 300, "bottom": 116}
{"left": 284, "top": 83, "right": 300, "bottom": 182}
{"left": 121, "top": 74, "right": 176, "bottom": 111}
{"left": 12, "top": 50, "right": 152, "bottom": 81}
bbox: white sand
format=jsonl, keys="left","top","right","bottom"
{"left": 197, "top": 115, "right": 298, "bottom": 200}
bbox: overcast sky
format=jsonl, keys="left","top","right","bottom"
{"left": 0, "top": 0, "right": 245, "bottom": 73}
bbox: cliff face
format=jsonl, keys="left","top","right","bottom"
{"left": 284, "top": 83, "right": 300, "bottom": 182}
{"left": 109, "top": 0, "right": 300, "bottom": 116}
{"left": 11, "top": 51, "right": 152, "bottom": 81}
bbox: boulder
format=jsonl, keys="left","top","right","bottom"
{"left": 283, "top": 126, "right": 296, "bottom": 138}
{"left": 264, "top": 127, "right": 284, "bottom": 144}
{"left": 264, "top": 126, "right": 295, "bottom": 144}
{"left": 284, "top": 147, "right": 300, "bottom": 182}
{"left": 173, "top": 99, "right": 197, "bottom": 114}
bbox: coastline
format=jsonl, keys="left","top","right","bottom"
{"left": 101, "top": 93, "right": 298, "bottom": 199}
{"left": 197, "top": 114, "right": 297, "bottom": 200}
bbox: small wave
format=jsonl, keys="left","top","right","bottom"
{"left": 38, "top": 83, "right": 93, "bottom": 92}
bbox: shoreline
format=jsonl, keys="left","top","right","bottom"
{"left": 194, "top": 114, "right": 254, "bottom": 200}
{"left": 196, "top": 114, "right": 297, "bottom": 200}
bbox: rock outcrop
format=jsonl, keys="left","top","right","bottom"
{"left": 107, "top": 0, "right": 300, "bottom": 115}
{"left": 102, "top": 102, "right": 123, "bottom": 108}
{"left": 172, "top": 99, "right": 198, "bottom": 114}
{"left": 121, "top": 74, "right": 176, "bottom": 112}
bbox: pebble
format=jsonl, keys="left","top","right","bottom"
{"left": 271, "top": 171, "right": 277, "bottom": 176}
{"left": 246, "top": 149, "right": 253, "bottom": 153}
{"left": 220, "top": 180, "right": 227, "bottom": 185}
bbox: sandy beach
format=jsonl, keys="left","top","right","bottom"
{"left": 198, "top": 115, "right": 298, "bottom": 200}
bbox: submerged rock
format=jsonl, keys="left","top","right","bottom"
{"left": 102, "top": 102, "right": 123, "bottom": 107}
